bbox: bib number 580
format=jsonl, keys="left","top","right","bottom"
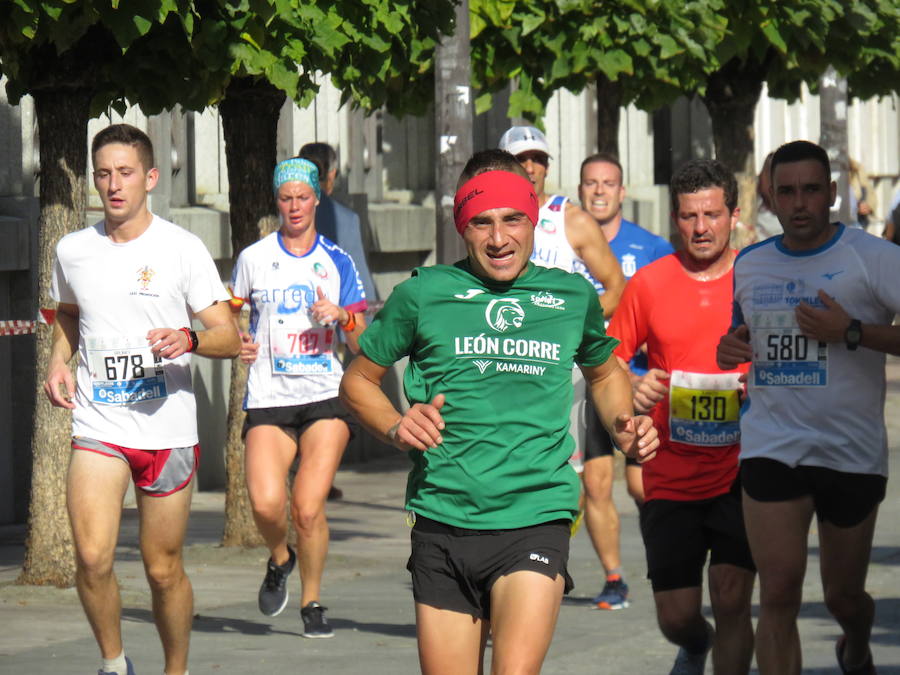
{"left": 766, "top": 334, "right": 808, "bottom": 361}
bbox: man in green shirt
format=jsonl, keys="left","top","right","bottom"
{"left": 340, "top": 149, "right": 658, "bottom": 675}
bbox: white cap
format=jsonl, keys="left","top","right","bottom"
{"left": 498, "top": 126, "right": 552, "bottom": 158}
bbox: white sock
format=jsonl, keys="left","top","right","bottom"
{"left": 101, "top": 650, "right": 127, "bottom": 674}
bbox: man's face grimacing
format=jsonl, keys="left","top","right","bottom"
{"left": 771, "top": 159, "right": 836, "bottom": 250}
{"left": 579, "top": 161, "right": 625, "bottom": 225}
{"left": 674, "top": 187, "right": 736, "bottom": 264}
{"left": 463, "top": 207, "right": 534, "bottom": 283}
{"left": 515, "top": 151, "right": 549, "bottom": 196}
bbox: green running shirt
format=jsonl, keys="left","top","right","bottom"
{"left": 360, "top": 260, "right": 617, "bottom": 529}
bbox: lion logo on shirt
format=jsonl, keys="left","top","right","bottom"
{"left": 485, "top": 298, "right": 525, "bottom": 333}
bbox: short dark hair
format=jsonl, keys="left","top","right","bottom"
{"left": 298, "top": 142, "right": 337, "bottom": 177}
{"left": 91, "top": 124, "right": 154, "bottom": 171}
{"left": 669, "top": 159, "right": 738, "bottom": 213}
{"left": 580, "top": 153, "right": 623, "bottom": 183}
{"left": 770, "top": 140, "right": 830, "bottom": 182}
{"left": 457, "top": 149, "right": 528, "bottom": 189}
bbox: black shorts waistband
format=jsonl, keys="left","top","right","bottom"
{"left": 413, "top": 514, "right": 570, "bottom": 537}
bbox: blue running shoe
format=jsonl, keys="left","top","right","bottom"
{"left": 593, "top": 575, "right": 630, "bottom": 610}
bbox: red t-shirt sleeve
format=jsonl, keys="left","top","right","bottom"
{"left": 607, "top": 270, "right": 647, "bottom": 363}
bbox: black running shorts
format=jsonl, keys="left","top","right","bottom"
{"left": 639, "top": 480, "right": 755, "bottom": 592}
{"left": 407, "top": 516, "right": 574, "bottom": 620}
{"left": 242, "top": 397, "right": 357, "bottom": 440}
{"left": 741, "top": 457, "right": 886, "bottom": 528}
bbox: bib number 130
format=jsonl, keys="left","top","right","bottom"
{"left": 689, "top": 394, "right": 729, "bottom": 422}
{"left": 668, "top": 370, "right": 742, "bottom": 446}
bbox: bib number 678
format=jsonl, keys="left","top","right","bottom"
{"left": 104, "top": 354, "right": 145, "bottom": 380}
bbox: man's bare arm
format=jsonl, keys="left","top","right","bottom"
{"left": 340, "top": 355, "right": 445, "bottom": 451}
{"left": 147, "top": 300, "right": 241, "bottom": 360}
{"left": 43, "top": 302, "right": 80, "bottom": 409}
{"left": 581, "top": 357, "right": 658, "bottom": 463}
{"left": 565, "top": 205, "right": 625, "bottom": 318}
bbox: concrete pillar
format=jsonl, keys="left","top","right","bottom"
{"left": 147, "top": 112, "right": 172, "bottom": 220}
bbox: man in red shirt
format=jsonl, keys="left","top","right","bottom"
{"left": 607, "top": 159, "right": 755, "bottom": 675}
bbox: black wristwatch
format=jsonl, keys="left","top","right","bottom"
{"left": 845, "top": 319, "right": 862, "bottom": 351}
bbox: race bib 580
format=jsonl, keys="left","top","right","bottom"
{"left": 749, "top": 310, "right": 827, "bottom": 387}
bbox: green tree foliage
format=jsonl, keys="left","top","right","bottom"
{"left": 0, "top": 1, "right": 204, "bottom": 113}
{"left": 469, "top": 0, "right": 726, "bottom": 152}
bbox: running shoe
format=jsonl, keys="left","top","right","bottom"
{"left": 835, "top": 635, "right": 876, "bottom": 674}
{"left": 258, "top": 546, "right": 296, "bottom": 617}
{"left": 98, "top": 656, "right": 135, "bottom": 675}
{"left": 593, "top": 575, "right": 630, "bottom": 610}
{"left": 301, "top": 601, "right": 334, "bottom": 638}
{"left": 669, "top": 629, "right": 713, "bottom": 675}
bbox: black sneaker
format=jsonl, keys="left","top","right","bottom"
{"left": 301, "top": 601, "right": 334, "bottom": 638}
{"left": 258, "top": 546, "right": 296, "bottom": 616}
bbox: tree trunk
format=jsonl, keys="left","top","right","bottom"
{"left": 819, "top": 66, "right": 851, "bottom": 224}
{"left": 434, "top": 1, "right": 472, "bottom": 264}
{"left": 18, "top": 86, "right": 91, "bottom": 587}
{"left": 701, "top": 55, "right": 768, "bottom": 249}
{"left": 595, "top": 74, "right": 621, "bottom": 157}
{"left": 219, "top": 76, "right": 285, "bottom": 547}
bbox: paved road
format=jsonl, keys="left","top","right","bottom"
{"left": 2, "top": 358, "right": 899, "bottom": 673}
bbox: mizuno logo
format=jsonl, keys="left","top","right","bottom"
{"left": 455, "top": 289, "right": 485, "bottom": 300}
{"left": 822, "top": 270, "right": 844, "bottom": 280}
{"left": 473, "top": 359, "right": 493, "bottom": 374}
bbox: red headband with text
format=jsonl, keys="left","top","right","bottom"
{"left": 453, "top": 170, "right": 539, "bottom": 235}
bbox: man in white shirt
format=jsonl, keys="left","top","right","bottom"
{"left": 718, "top": 140, "right": 900, "bottom": 674}
{"left": 44, "top": 124, "right": 240, "bottom": 675}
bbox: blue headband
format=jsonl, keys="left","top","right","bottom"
{"left": 273, "top": 158, "right": 321, "bottom": 199}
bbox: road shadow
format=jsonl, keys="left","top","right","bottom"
{"left": 122, "top": 606, "right": 417, "bottom": 639}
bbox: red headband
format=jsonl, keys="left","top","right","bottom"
{"left": 453, "top": 170, "right": 539, "bottom": 235}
